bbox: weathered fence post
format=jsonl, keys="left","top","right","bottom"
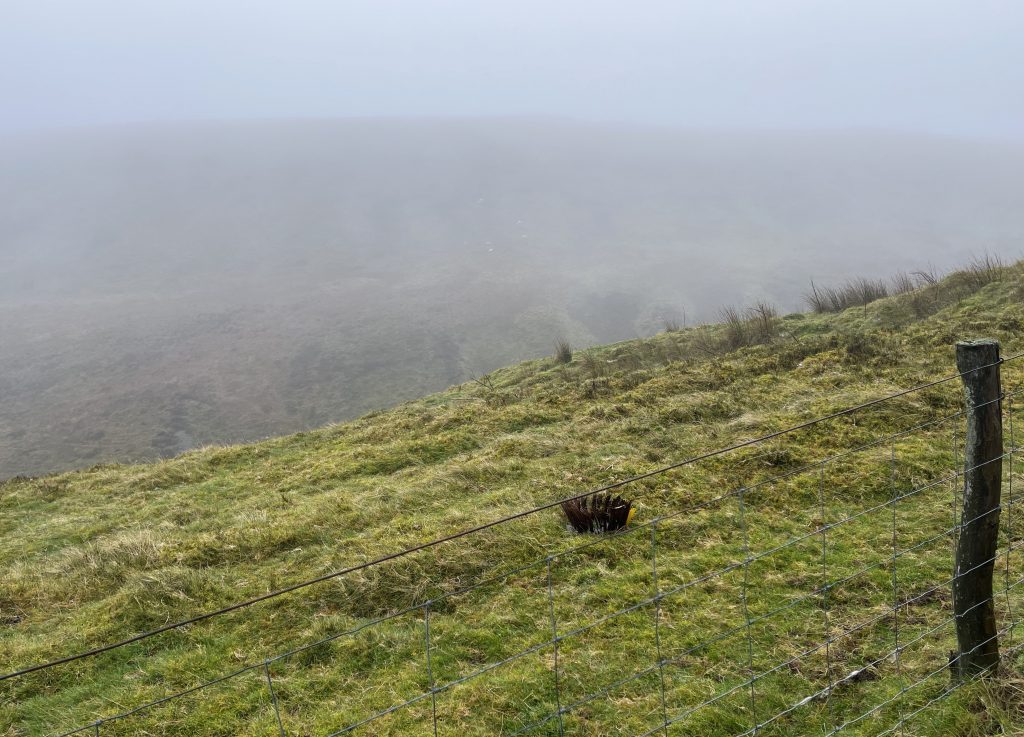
{"left": 952, "top": 339, "right": 1002, "bottom": 679}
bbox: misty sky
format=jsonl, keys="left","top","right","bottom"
{"left": 2, "top": 0, "right": 1022, "bottom": 139}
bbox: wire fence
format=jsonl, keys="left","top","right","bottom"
{"left": 9, "top": 349, "right": 1024, "bottom": 736}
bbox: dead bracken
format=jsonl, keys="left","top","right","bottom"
{"left": 561, "top": 492, "right": 634, "bottom": 534}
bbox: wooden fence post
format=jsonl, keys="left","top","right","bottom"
{"left": 952, "top": 339, "right": 1002, "bottom": 679}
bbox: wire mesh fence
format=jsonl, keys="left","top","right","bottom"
{"left": 11, "top": 349, "right": 1024, "bottom": 737}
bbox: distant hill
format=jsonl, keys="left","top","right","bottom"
{"left": 1, "top": 119, "right": 1022, "bottom": 476}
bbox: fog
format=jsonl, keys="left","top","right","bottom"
{"left": 1, "top": 120, "right": 1022, "bottom": 476}
{"left": 1, "top": 4, "right": 1023, "bottom": 477}
{"left": 3, "top": 1, "right": 1022, "bottom": 139}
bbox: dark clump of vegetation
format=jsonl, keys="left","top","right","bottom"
{"left": 561, "top": 492, "right": 634, "bottom": 533}
{"left": 719, "top": 306, "right": 748, "bottom": 349}
{"left": 807, "top": 254, "right": 1010, "bottom": 317}
{"left": 962, "top": 252, "right": 1007, "bottom": 290}
{"left": 661, "top": 306, "right": 686, "bottom": 333}
{"left": 554, "top": 339, "right": 573, "bottom": 364}
{"left": 698, "top": 301, "right": 780, "bottom": 354}
{"left": 746, "top": 302, "right": 779, "bottom": 344}
{"left": 806, "top": 276, "right": 894, "bottom": 313}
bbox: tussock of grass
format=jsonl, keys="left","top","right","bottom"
{"left": 554, "top": 339, "right": 574, "bottom": 365}
{"left": 4, "top": 262, "right": 1024, "bottom": 735}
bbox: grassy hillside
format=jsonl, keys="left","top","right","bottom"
{"left": 3, "top": 121, "right": 1024, "bottom": 478}
{"left": 4, "top": 261, "right": 1024, "bottom": 736}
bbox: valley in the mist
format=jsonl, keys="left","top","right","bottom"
{"left": 1, "top": 118, "right": 1022, "bottom": 477}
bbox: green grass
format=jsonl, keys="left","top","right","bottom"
{"left": 5, "top": 261, "right": 1024, "bottom": 736}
